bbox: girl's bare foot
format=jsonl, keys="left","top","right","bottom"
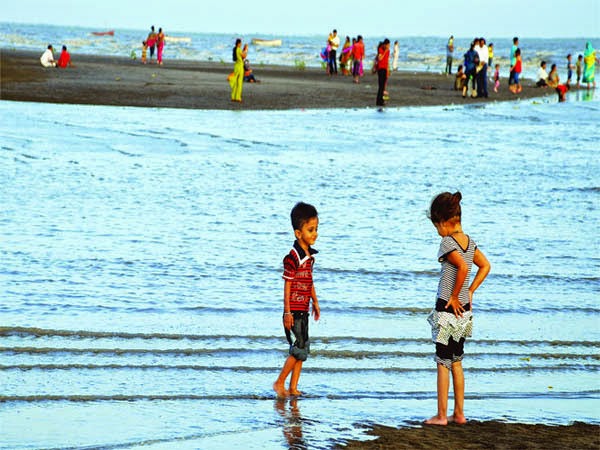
{"left": 273, "top": 382, "right": 289, "bottom": 398}
{"left": 289, "top": 389, "right": 303, "bottom": 396}
{"left": 447, "top": 414, "right": 467, "bottom": 424}
{"left": 424, "top": 415, "right": 448, "bottom": 425}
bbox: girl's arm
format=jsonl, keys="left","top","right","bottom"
{"left": 446, "top": 250, "right": 468, "bottom": 318}
{"left": 283, "top": 280, "right": 293, "bottom": 330}
{"left": 469, "top": 248, "right": 491, "bottom": 306}
{"left": 311, "top": 285, "right": 320, "bottom": 321}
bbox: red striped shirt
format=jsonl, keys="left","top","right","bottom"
{"left": 282, "top": 241, "right": 317, "bottom": 312}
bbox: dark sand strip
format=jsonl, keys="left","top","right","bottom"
{"left": 1, "top": 49, "right": 555, "bottom": 110}
{"left": 338, "top": 421, "right": 600, "bottom": 449}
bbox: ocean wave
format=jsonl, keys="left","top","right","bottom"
{"left": 2, "top": 327, "right": 599, "bottom": 348}
{"left": 1, "top": 390, "right": 597, "bottom": 404}
{"left": 3, "top": 346, "right": 597, "bottom": 362}
{"left": 1, "top": 363, "right": 597, "bottom": 373}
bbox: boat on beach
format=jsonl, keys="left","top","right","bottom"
{"left": 251, "top": 38, "right": 282, "bottom": 47}
{"left": 91, "top": 30, "right": 114, "bottom": 36}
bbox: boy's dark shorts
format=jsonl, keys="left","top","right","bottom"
{"left": 285, "top": 311, "right": 310, "bottom": 361}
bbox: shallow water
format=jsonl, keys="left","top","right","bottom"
{"left": 0, "top": 93, "right": 599, "bottom": 449}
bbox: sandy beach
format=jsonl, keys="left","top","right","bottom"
{"left": 1, "top": 49, "right": 557, "bottom": 110}
{"left": 339, "top": 421, "right": 600, "bottom": 449}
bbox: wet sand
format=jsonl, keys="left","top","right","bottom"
{"left": 1, "top": 49, "right": 556, "bottom": 110}
{"left": 338, "top": 421, "right": 600, "bottom": 449}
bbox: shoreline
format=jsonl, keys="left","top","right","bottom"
{"left": 0, "top": 48, "right": 558, "bottom": 111}
{"left": 337, "top": 421, "right": 600, "bottom": 449}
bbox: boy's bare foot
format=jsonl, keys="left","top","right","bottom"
{"left": 447, "top": 414, "right": 467, "bottom": 424}
{"left": 289, "top": 389, "right": 303, "bottom": 396}
{"left": 273, "top": 382, "right": 289, "bottom": 398}
{"left": 424, "top": 415, "right": 448, "bottom": 426}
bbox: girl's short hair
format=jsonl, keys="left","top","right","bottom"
{"left": 428, "top": 191, "right": 462, "bottom": 224}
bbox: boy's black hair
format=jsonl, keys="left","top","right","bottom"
{"left": 291, "top": 202, "right": 318, "bottom": 231}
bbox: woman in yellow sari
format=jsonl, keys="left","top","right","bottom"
{"left": 230, "top": 39, "right": 248, "bottom": 102}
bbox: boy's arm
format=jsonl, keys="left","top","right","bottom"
{"left": 469, "top": 248, "right": 491, "bottom": 306}
{"left": 445, "top": 250, "right": 468, "bottom": 318}
{"left": 283, "top": 280, "right": 293, "bottom": 330}
{"left": 311, "top": 285, "right": 320, "bottom": 321}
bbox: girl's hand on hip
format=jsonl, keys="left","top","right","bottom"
{"left": 446, "top": 295, "right": 464, "bottom": 318}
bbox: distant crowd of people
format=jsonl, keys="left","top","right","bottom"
{"left": 319, "top": 29, "right": 401, "bottom": 106}
{"left": 447, "top": 36, "right": 597, "bottom": 102}
{"left": 38, "top": 27, "right": 597, "bottom": 107}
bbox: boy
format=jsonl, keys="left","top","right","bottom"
{"left": 566, "top": 54, "right": 574, "bottom": 86}
{"left": 576, "top": 54, "right": 583, "bottom": 87}
{"left": 273, "top": 202, "right": 321, "bottom": 398}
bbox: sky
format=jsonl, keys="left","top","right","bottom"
{"left": 3, "top": 0, "right": 599, "bottom": 38}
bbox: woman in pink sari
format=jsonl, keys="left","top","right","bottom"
{"left": 157, "top": 28, "right": 165, "bottom": 65}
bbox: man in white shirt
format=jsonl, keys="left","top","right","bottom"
{"left": 40, "top": 44, "right": 56, "bottom": 67}
{"left": 475, "top": 38, "right": 489, "bottom": 97}
{"left": 328, "top": 29, "right": 340, "bottom": 75}
{"left": 536, "top": 61, "right": 549, "bottom": 87}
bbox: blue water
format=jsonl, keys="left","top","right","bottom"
{"left": 1, "top": 22, "right": 598, "bottom": 81}
{"left": 0, "top": 92, "right": 599, "bottom": 449}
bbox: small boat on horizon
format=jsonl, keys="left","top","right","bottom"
{"left": 251, "top": 38, "right": 282, "bottom": 47}
{"left": 91, "top": 30, "right": 114, "bottom": 36}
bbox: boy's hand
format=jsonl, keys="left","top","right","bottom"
{"left": 283, "top": 313, "right": 294, "bottom": 330}
{"left": 445, "top": 295, "right": 464, "bottom": 318}
{"left": 312, "top": 301, "right": 320, "bottom": 321}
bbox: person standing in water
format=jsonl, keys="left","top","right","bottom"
{"left": 425, "top": 192, "right": 491, "bottom": 426}
{"left": 273, "top": 202, "right": 321, "bottom": 398}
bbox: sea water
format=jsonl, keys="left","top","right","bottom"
{"left": 1, "top": 22, "right": 598, "bottom": 81}
{"left": 0, "top": 92, "right": 599, "bottom": 449}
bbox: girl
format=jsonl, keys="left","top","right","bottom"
{"left": 493, "top": 63, "right": 500, "bottom": 93}
{"left": 425, "top": 192, "right": 491, "bottom": 426}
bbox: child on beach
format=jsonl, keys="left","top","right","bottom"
{"left": 141, "top": 41, "right": 148, "bottom": 64}
{"left": 454, "top": 65, "right": 466, "bottom": 91}
{"left": 425, "top": 192, "right": 491, "bottom": 426}
{"left": 576, "top": 54, "right": 583, "bottom": 87}
{"left": 273, "top": 202, "right": 321, "bottom": 398}
{"left": 493, "top": 64, "right": 500, "bottom": 92}
{"left": 556, "top": 83, "right": 570, "bottom": 102}
{"left": 509, "top": 49, "right": 522, "bottom": 94}
{"left": 566, "top": 54, "right": 574, "bottom": 86}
